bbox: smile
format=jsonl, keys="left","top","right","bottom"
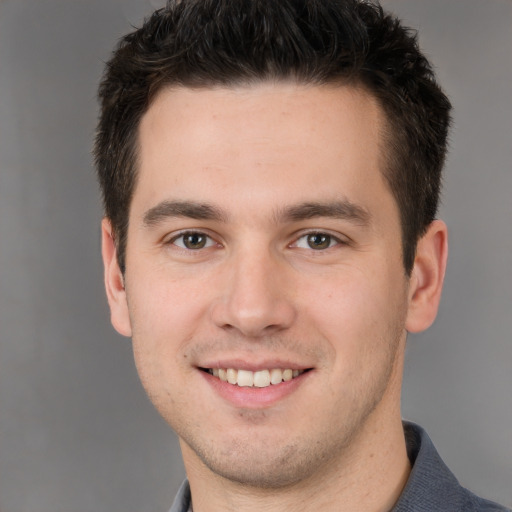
{"left": 203, "top": 368, "right": 306, "bottom": 388}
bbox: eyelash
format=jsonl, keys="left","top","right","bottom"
{"left": 291, "top": 232, "right": 346, "bottom": 251}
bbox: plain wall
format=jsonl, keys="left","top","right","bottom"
{"left": 0, "top": 1, "right": 510, "bottom": 511}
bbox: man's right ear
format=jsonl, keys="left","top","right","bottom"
{"left": 101, "top": 218, "right": 132, "bottom": 337}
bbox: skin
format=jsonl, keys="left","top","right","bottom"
{"left": 102, "top": 83, "right": 448, "bottom": 512}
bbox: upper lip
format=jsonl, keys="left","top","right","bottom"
{"left": 197, "top": 357, "right": 312, "bottom": 372}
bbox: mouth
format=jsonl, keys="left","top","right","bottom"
{"left": 200, "top": 367, "right": 309, "bottom": 388}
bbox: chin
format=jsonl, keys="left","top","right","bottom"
{"left": 181, "top": 429, "right": 344, "bottom": 490}
{"left": 204, "top": 449, "right": 314, "bottom": 488}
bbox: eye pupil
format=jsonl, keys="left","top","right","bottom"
{"left": 184, "top": 233, "right": 206, "bottom": 249}
{"left": 307, "top": 233, "right": 330, "bottom": 250}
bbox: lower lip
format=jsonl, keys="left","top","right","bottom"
{"left": 199, "top": 370, "right": 311, "bottom": 409}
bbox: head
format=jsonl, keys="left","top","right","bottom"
{"left": 94, "top": 0, "right": 451, "bottom": 276}
{"left": 96, "top": 0, "right": 451, "bottom": 495}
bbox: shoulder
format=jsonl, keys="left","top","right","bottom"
{"left": 462, "top": 491, "right": 511, "bottom": 512}
{"left": 392, "top": 422, "right": 510, "bottom": 512}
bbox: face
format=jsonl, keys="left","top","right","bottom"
{"left": 103, "top": 83, "right": 435, "bottom": 489}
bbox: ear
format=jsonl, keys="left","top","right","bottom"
{"left": 405, "top": 220, "right": 448, "bottom": 333}
{"left": 101, "top": 218, "right": 132, "bottom": 337}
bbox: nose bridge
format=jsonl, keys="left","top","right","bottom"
{"left": 211, "top": 240, "right": 296, "bottom": 337}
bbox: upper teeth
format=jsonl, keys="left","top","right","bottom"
{"left": 209, "top": 368, "right": 302, "bottom": 387}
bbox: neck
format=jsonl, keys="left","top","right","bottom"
{"left": 183, "top": 414, "right": 410, "bottom": 512}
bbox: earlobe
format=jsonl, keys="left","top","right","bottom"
{"left": 405, "top": 220, "right": 448, "bottom": 333}
{"left": 101, "top": 218, "right": 132, "bottom": 337}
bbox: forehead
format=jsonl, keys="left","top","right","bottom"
{"left": 140, "top": 82, "right": 384, "bottom": 150}
{"left": 134, "top": 83, "right": 390, "bottom": 219}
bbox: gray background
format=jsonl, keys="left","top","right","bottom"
{"left": 0, "top": 0, "right": 510, "bottom": 511}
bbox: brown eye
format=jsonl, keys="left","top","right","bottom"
{"left": 306, "top": 233, "right": 332, "bottom": 250}
{"left": 183, "top": 233, "right": 207, "bottom": 249}
{"left": 171, "top": 232, "right": 214, "bottom": 250}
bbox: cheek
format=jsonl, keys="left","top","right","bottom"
{"left": 126, "top": 269, "right": 212, "bottom": 388}
{"left": 303, "top": 265, "right": 407, "bottom": 364}
{"left": 128, "top": 267, "right": 210, "bottom": 337}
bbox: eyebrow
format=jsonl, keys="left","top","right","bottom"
{"left": 142, "top": 199, "right": 371, "bottom": 228}
{"left": 142, "top": 200, "right": 228, "bottom": 227}
{"left": 278, "top": 200, "right": 371, "bottom": 226}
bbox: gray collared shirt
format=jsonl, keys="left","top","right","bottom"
{"left": 168, "top": 422, "right": 510, "bottom": 512}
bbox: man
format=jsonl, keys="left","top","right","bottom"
{"left": 94, "top": 1, "right": 509, "bottom": 511}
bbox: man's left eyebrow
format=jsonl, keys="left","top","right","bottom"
{"left": 142, "top": 200, "right": 228, "bottom": 227}
{"left": 278, "top": 201, "right": 371, "bottom": 226}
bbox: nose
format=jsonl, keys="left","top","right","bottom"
{"left": 211, "top": 247, "right": 297, "bottom": 338}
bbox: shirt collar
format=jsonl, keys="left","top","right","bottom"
{"left": 391, "top": 421, "right": 467, "bottom": 511}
